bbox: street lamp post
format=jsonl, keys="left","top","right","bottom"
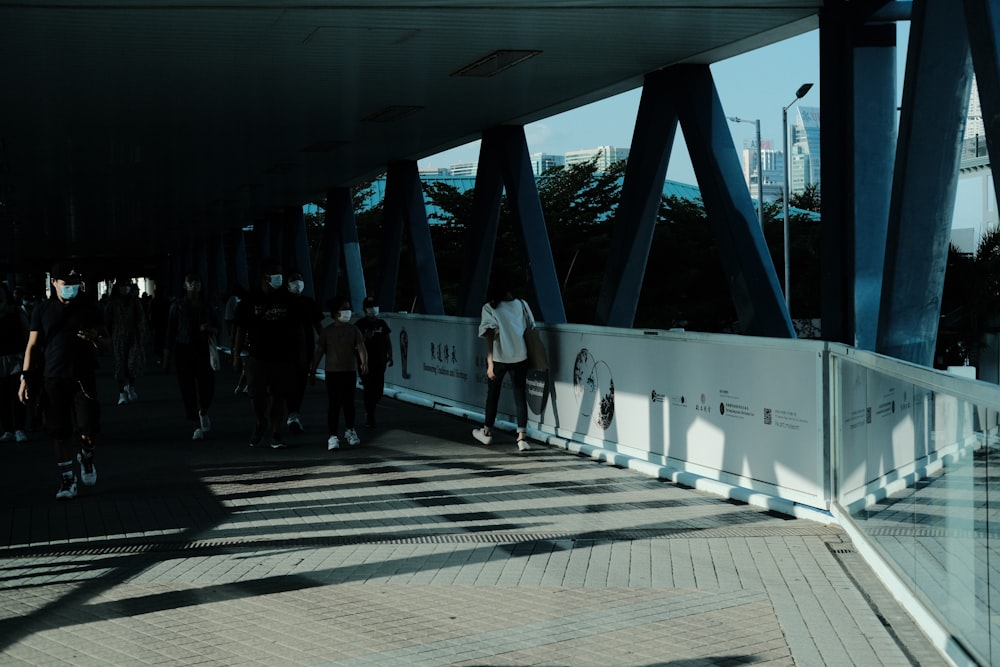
{"left": 727, "top": 116, "right": 763, "bottom": 228}
{"left": 781, "top": 82, "right": 813, "bottom": 312}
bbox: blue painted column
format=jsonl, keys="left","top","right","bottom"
{"left": 669, "top": 65, "right": 794, "bottom": 338}
{"left": 315, "top": 187, "right": 367, "bottom": 312}
{"left": 456, "top": 126, "right": 566, "bottom": 323}
{"left": 283, "top": 206, "right": 316, "bottom": 299}
{"left": 595, "top": 69, "right": 679, "bottom": 328}
{"left": 458, "top": 133, "right": 505, "bottom": 317}
{"left": 496, "top": 127, "right": 566, "bottom": 323}
{"left": 209, "top": 233, "right": 228, "bottom": 302}
{"left": 820, "top": 7, "right": 898, "bottom": 350}
{"left": 964, "top": 1, "right": 1000, "bottom": 227}
{"left": 876, "top": 0, "right": 973, "bottom": 365}
{"left": 377, "top": 161, "right": 444, "bottom": 315}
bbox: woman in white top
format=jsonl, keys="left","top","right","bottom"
{"left": 472, "top": 276, "right": 534, "bottom": 451}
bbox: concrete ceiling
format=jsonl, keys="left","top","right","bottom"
{"left": 0, "top": 1, "right": 825, "bottom": 271}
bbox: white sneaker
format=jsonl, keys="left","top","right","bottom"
{"left": 117, "top": 392, "right": 129, "bottom": 406}
{"left": 14, "top": 430, "right": 27, "bottom": 443}
{"left": 126, "top": 385, "right": 139, "bottom": 402}
{"left": 517, "top": 438, "right": 532, "bottom": 452}
{"left": 0, "top": 432, "right": 12, "bottom": 442}
{"left": 327, "top": 435, "right": 340, "bottom": 450}
{"left": 199, "top": 414, "right": 211, "bottom": 433}
{"left": 56, "top": 474, "right": 78, "bottom": 500}
{"left": 472, "top": 428, "right": 493, "bottom": 445}
{"left": 77, "top": 452, "right": 97, "bottom": 487}
{"left": 192, "top": 427, "right": 204, "bottom": 441}
{"left": 345, "top": 429, "right": 361, "bottom": 446}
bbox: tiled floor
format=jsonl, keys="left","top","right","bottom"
{"left": 0, "top": 370, "right": 946, "bottom": 665}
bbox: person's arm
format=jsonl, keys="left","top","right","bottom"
{"left": 383, "top": 321, "right": 393, "bottom": 366}
{"left": 484, "top": 329, "right": 496, "bottom": 380}
{"left": 17, "top": 330, "right": 40, "bottom": 404}
{"left": 356, "top": 333, "right": 369, "bottom": 375}
{"left": 233, "top": 325, "right": 246, "bottom": 370}
{"left": 309, "top": 331, "right": 325, "bottom": 383}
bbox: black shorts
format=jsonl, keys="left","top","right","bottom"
{"left": 43, "top": 376, "right": 101, "bottom": 440}
{"left": 245, "top": 357, "right": 297, "bottom": 399}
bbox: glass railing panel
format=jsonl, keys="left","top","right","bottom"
{"left": 834, "top": 356, "right": 993, "bottom": 664}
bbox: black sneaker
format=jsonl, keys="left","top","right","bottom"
{"left": 250, "top": 423, "right": 266, "bottom": 447}
{"left": 270, "top": 434, "right": 287, "bottom": 449}
{"left": 55, "top": 474, "right": 78, "bottom": 500}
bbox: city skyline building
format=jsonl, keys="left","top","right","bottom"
{"left": 789, "top": 105, "right": 821, "bottom": 196}
{"left": 564, "top": 146, "right": 630, "bottom": 171}
{"left": 739, "top": 139, "right": 784, "bottom": 203}
{"left": 530, "top": 152, "right": 566, "bottom": 176}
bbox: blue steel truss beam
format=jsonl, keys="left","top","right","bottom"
{"left": 315, "top": 186, "right": 366, "bottom": 311}
{"left": 458, "top": 126, "right": 566, "bottom": 322}
{"left": 282, "top": 207, "right": 317, "bottom": 299}
{"left": 876, "top": 0, "right": 973, "bottom": 365}
{"left": 595, "top": 69, "right": 679, "bottom": 328}
{"left": 458, "top": 131, "right": 505, "bottom": 317}
{"left": 377, "top": 161, "right": 444, "bottom": 315}
{"left": 670, "top": 65, "right": 794, "bottom": 338}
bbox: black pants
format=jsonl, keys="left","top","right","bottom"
{"left": 484, "top": 360, "right": 528, "bottom": 431}
{"left": 287, "top": 366, "right": 308, "bottom": 414}
{"left": 325, "top": 371, "right": 357, "bottom": 435}
{"left": 361, "top": 368, "right": 385, "bottom": 420}
{"left": 0, "top": 374, "right": 26, "bottom": 433}
{"left": 174, "top": 343, "right": 215, "bottom": 422}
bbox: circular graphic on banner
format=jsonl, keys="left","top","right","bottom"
{"left": 573, "top": 348, "right": 615, "bottom": 430}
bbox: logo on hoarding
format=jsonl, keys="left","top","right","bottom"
{"left": 573, "top": 348, "right": 615, "bottom": 429}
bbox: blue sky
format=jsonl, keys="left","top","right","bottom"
{"left": 419, "top": 27, "right": 910, "bottom": 186}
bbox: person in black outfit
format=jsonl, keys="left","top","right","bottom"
{"left": 0, "top": 285, "right": 30, "bottom": 443}
{"left": 18, "top": 263, "right": 109, "bottom": 500}
{"left": 284, "top": 268, "right": 323, "bottom": 434}
{"left": 163, "top": 272, "right": 221, "bottom": 441}
{"left": 355, "top": 296, "right": 393, "bottom": 428}
{"left": 232, "top": 258, "right": 305, "bottom": 449}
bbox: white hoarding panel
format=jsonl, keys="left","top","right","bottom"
{"left": 382, "top": 315, "right": 826, "bottom": 508}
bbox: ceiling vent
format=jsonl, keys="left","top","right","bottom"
{"left": 361, "top": 105, "right": 424, "bottom": 123}
{"left": 452, "top": 49, "right": 541, "bottom": 77}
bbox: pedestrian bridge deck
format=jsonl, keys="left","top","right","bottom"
{"left": 0, "top": 369, "right": 945, "bottom": 665}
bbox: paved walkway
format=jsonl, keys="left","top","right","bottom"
{"left": 0, "top": 368, "right": 946, "bottom": 666}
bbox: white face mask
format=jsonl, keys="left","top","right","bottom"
{"left": 365, "top": 306, "right": 379, "bottom": 317}
{"left": 267, "top": 274, "right": 283, "bottom": 289}
{"left": 337, "top": 310, "right": 352, "bottom": 323}
{"left": 59, "top": 284, "right": 80, "bottom": 300}
{"left": 288, "top": 280, "right": 304, "bottom": 295}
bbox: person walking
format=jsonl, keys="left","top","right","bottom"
{"left": 163, "top": 272, "right": 221, "bottom": 440}
{"left": 18, "top": 263, "right": 109, "bottom": 499}
{"left": 284, "top": 268, "right": 323, "bottom": 433}
{"left": 223, "top": 283, "right": 249, "bottom": 395}
{"left": 0, "top": 285, "right": 30, "bottom": 443}
{"left": 232, "top": 258, "right": 305, "bottom": 449}
{"left": 473, "top": 275, "right": 533, "bottom": 451}
{"left": 105, "top": 276, "right": 148, "bottom": 405}
{"left": 310, "top": 297, "right": 367, "bottom": 450}
{"left": 355, "top": 296, "right": 392, "bottom": 428}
